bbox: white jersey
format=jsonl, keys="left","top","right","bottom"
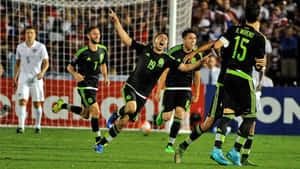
{"left": 16, "top": 40, "right": 48, "bottom": 79}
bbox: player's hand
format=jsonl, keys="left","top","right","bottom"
{"left": 256, "top": 84, "right": 262, "bottom": 92}
{"left": 104, "top": 78, "right": 110, "bottom": 87}
{"left": 37, "top": 72, "right": 44, "bottom": 80}
{"left": 109, "top": 8, "right": 120, "bottom": 24}
{"left": 201, "top": 53, "right": 212, "bottom": 64}
{"left": 154, "top": 91, "right": 161, "bottom": 103}
{"left": 191, "top": 95, "right": 199, "bottom": 103}
{"left": 74, "top": 73, "right": 84, "bottom": 82}
{"left": 183, "top": 52, "right": 196, "bottom": 63}
{"left": 255, "top": 58, "right": 266, "bottom": 67}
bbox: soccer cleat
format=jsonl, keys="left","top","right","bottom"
{"left": 165, "top": 145, "right": 175, "bottom": 153}
{"left": 52, "top": 99, "right": 64, "bottom": 113}
{"left": 16, "top": 128, "right": 23, "bottom": 134}
{"left": 210, "top": 147, "right": 231, "bottom": 165}
{"left": 35, "top": 128, "right": 41, "bottom": 134}
{"left": 94, "top": 144, "right": 104, "bottom": 153}
{"left": 106, "top": 110, "right": 119, "bottom": 128}
{"left": 226, "top": 148, "right": 242, "bottom": 166}
{"left": 241, "top": 157, "right": 257, "bottom": 166}
{"left": 156, "top": 111, "right": 164, "bottom": 126}
{"left": 174, "top": 145, "right": 185, "bottom": 163}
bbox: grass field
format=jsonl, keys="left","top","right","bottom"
{"left": 1, "top": 127, "right": 300, "bottom": 169}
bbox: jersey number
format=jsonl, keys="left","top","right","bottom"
{"left": 147, "top": 60, "right": 156, "bottom": 70}
{"left": 232, "top": 36, "right": 249, "bottom": 61}
{"left": 94, "top": 61, "right": 98, "bottom": 70}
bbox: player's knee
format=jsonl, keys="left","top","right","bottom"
{"left": 125, "top": 103, "right": 136, "bottom": 114}
{"left": 162, "top": 111, "right": 172, "bottom": 121}
{"left": 201, "top": 117, "right": 214, "bottom": 132}
{"left": 238, "top": 118, "right": 256, "bottom": 137}
{"left": 174, "top": 107, "right": 185, "bottom": 119}
{"left": 33, "top": 102, "right": 41, "bottom": 108}
{"left": 19, "top": 99, "right": 27, "bottom": 106}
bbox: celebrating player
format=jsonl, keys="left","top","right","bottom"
{"left": 13, "top": 26, "right": 49, "bottom": 134}
{"left": 52, "top": 26, "right": 110, "bottom": 145}
{"left": 155, "top": 28, "right": 202, "bottom": 153}
{"left": 94, "top": 9, "right": 209, "bottom": 153}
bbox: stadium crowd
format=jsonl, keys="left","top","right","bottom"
{"left": 0, "top": 0, "right": 299, "bottom": 86}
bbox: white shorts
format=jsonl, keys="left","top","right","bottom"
{"left": 17, "top": 75, "right": 44, "bottom": 102}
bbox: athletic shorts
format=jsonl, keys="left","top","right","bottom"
{"left": 77, "top": 88, "right": 97, "bottom": 108}
{"left": 207, "top": 83, "right": 224, "bottom": 120}
{"left": 17, "top": 75, "right": 44, "bottom": 102}
{"left": 122, "top": 83, "right": 147, "bottom": 122}
{"left": 161, "top": 89, "right": 192, "bottom": 113}
{"left": 223, "top": 69, "right": 256, "bottom": 117}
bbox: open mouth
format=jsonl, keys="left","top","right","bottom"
{"left": 159, "top": 42, "right": 164, "bottom": 48}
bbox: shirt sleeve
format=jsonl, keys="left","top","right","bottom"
{"left": 255, "top": 35, "right": 266, "bottom": 59}
{"left": 16, "top": 46, "right": 21, "bottom": 60}
{"left": 102, "top": 50, "right": 108, "bottom": 65}
{"left": 41, "top": 44, "right": 49, "bottom": 59}
{"left": 219, "top": 26, "right": 236, "bottom": 48}
{"left": 165, "top": 55, "right": 181, "bottom": 70}
{"left": 130, "top": 40, "right": 147, "bottom": 54}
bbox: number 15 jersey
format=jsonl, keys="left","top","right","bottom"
{"left": 220, "top": 24, "right": 266, "bottom": 75}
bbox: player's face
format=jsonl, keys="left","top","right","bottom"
{"left": 183, "top": 33, "right": 197, "bottom": 51}
{"left": 153, "top": 34, "right": 168, "bottom": 51}
{"left": 88, "top": 28, "right": 101, "bottom": 44}
{"left": 25, "top": 29, "right": 36, "bottom": 43}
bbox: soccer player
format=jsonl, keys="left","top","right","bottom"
{"left": 13, "top": 26, "right": 49, "bottom": 134}
{"left": 154, "top": 29, "right": 202, "bottom": 153}
{"left": 208, "top": 4, "right": 266, "bottom": 166}
{"left": 95, "top": 9, "right": 209, "bottom": 153}
{"left": 175, "top": 4, "right": 267, "bottom": 166}
{"left": 52, "top": 26, "right": 110, "bottom": 145}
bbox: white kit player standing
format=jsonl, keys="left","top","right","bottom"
{"left": 13, "top": 26, "right": 49, "bottom": 134}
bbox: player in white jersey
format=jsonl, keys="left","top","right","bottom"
{"left": 13, "top": 26, "right": 49, "bottom": 134}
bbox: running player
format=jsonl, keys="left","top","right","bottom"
{"left": 95, "top": 9, "right": 209, "bottom": 153}
{"left": 154, "top": 29, "right": 202, "bottom": 153}
{"left": 13, "top": 26, "right": 49, "bottom": 134}
{"left": 52, "top": 26, "right": 110, "bottom": 145}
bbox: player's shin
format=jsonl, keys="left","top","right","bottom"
{"left": 214, "top": 114, "right": 234, "bottom": 149}
{"left": 180, "top": 124, "right": 204, "bottom": 150}
{"left": 91, "top": 117, "right": 101, "bottom": 142}
{"left": 34, "top": 106, "right": 42, "bottom": 129}
{"left": 168, "top": 117, "right": 182, "bottom": 147}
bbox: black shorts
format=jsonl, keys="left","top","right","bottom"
{"left": 77, "top": 88, "right": 97, "bottom": 108}
{"left": 161, "top": 90, "right": 192, "bottom": 113}
{"left": 223, "top": 69, "right": 256, "bottom": 117}
{"left": 122, "top": 83, "right": 147, "bottom": 122}
{"left": 207, "top": 83, "right": 224, "bottom": 120}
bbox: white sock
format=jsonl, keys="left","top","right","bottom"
{"left": 34, "top": 106, "right": 42, "bottom": 129}
{"left": 19, "top": 105, "right": 26, "bottom": 130}
{"left": 97, "top": 131, "right": 101, "bottom": 137}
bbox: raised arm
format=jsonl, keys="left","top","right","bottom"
{"left": 179, "top": 53, "right": 211, "bottom": 72}
{"left": 184, "top": 41, "right": 217, "bottom": 63}
{"left": 109, "top": 9, "right": 132, "bottom": 46}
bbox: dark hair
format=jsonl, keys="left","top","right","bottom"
{"left": 182, "top": 28, "right": 196, "bottom": 38}
{"left": 25, "top": 26, "right": 36, "bottom": 33}
{"left": 86, "top": 26, "right": 99, "bottom": 34}
{"left": 154, "top": 32, "right": 168, "bottom": 39}
{"left": 245, "top": 4, "right": 260, "bottom": 23}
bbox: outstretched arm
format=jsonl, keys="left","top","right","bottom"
{"left": 109, "top": 9, "right": 132, "bottom": 46}
{"left": 179, "top": 53, "right": 211, "bottom": 72}
{"left": 184, "top": 41, "right": 216, "bottom": 63}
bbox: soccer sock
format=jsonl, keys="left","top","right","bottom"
{"left": 168, "top": 117, "right": 182, "bottom": 146}
{"left": 234, "top": 135, "right": 247, "bottom": 152}
{"left": 214, "top": 115, "right": 233, "bottom": 149}
{"left": 242, "top": 134, "right": 254, "bottom": 159}
{"left": 99, "top": 124, "right": 120, "bottom": 145}
{"left": 117, "top": 106, "right": 125, "bottom": 117}
{"left": 62, "top": 104, "right": 82, "bottom": 115}
{"left": 18, "top": 105, "right": 26, "bottom": 130}
{"left": 34, "top": 106, "right": 42, "bottom": 129}
{"left": 91, "top": 117, "right": 101, "bottom": 142}
{"left": 180, "top": 125, "right": 204, "bottom": 149}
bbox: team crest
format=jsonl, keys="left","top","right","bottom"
{"left": 157, "top": 58, "right": 164, "bottom": 68}
{"left": 32, "top": 48, "right": 37, "bottom": 53}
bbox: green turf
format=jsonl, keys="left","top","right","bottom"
{"left": 1, "top": 128, "right": 300, "bottom": 169}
